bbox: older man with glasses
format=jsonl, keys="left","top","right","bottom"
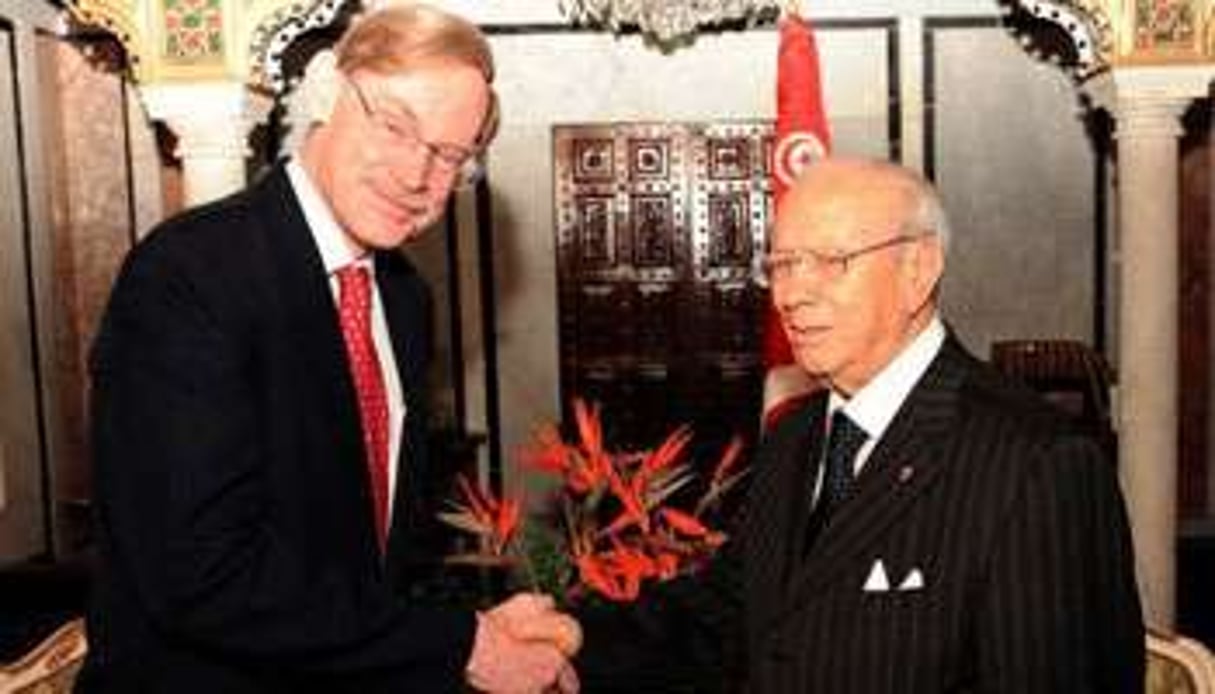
{"left": 81, "top": 5, "right": 578, "bottom": 693}
{"left": 573, "top": 157, "right": 1144, "bottom": 693}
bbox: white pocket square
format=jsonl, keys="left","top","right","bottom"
{"left": 862, "top": 559, "right": 891, "bottom": 592}
{"left": 898, "top": 567, "right": 925, "bottom": 591}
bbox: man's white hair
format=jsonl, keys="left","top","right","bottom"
{"left": 281, "top": 48, "right": 340, "bottom": 154}
{"left": 910, "top": 183, "right": 951, "bottom": 257}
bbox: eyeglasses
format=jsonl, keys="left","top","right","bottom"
{"left": 348, "top": 78, "right": 482, "bottom": 185}
{"left": 760, "top": 232, "right": 932, "bottom": 286}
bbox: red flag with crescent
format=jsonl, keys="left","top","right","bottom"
{"left": 762, "top": 11, "right": 831, "bottom": 426}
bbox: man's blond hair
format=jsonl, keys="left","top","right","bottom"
{"left": 336, "top": 4, "right": 499, "bottom": 147}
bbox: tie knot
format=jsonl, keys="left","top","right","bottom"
{"left": 337, "top": 264, "right": 373, "bottom": 313}
{"left": 800, "top": 409, "right": 869, "bottom": 558}
{"left": 828, "top": 410, "right": 867, "bottom": 454}
{"left": 821, "top": 410, "right": 867, "bottom": 503}
{"left": 337, "top": 263, "right": 371, "bottom": 293}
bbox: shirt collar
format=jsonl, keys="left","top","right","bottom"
{"left": 829, "top": 315, "right": 945, "bottom": 441}
{"left": 285, "top": 157, "right": 369, "bottom": 275}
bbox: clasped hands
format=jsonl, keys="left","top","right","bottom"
{"left": 465, "top": 593, "right": 583, "bottom": 693}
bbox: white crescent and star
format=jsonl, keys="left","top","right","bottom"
{"left": 774, "top": 130, "right": 827, "bottom": 188}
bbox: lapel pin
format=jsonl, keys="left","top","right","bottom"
{"left": 897, "top": 465, "right": 915, "bottom": 483}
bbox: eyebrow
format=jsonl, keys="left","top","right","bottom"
{"left": 767, "top": 244, "right": 845, "bottom": 256}
{"left": 376, "top": 96, "right": 473, "bottom": 151}
{"left": 365, "top": 92, "right": 418, "bottom": 128}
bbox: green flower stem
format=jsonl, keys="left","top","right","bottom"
{"left": 511, "top": 536, "right": 542, "bottom": 593}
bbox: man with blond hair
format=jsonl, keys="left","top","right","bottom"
{"left": 82, "top": 5, "right": 577, "bottom": 692}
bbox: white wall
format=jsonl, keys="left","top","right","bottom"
{"left": 412, "top": 1, "right": 1106, "bottom": 486}
{"left": 933, "top": 24, "right": 1098, "bottom": 349}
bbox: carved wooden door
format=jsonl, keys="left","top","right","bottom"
{"left": 554, "top": 122, "right": 773, "bottom": 455}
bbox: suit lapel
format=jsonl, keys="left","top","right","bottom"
{"left": 746, "top": 395, "right": 827, "bottom": 629}
{"left": 374, "top": 253, "right": 427, "bottom": 392}
{"left": 267, "top": 180, "right": 429, "bottom": 561}
{"left": 374, "top": 253, "right": 428, "bottom": 544}
{"left": 254, "top": 166, "right": 382, "bottom": 555}
{"left": 778, "top": 338, "right": 971, "bottom": 620}
{"left": 257, "top": 166, "right": 361, "bottom": 439}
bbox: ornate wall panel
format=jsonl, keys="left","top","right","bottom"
{"left": 0, "top": 22, "right": 162, "bottom": 561}
{"left": 44, "top": 39, "right": 148, "bottom": 511}
{"left": 555, "top": 122, "right": 770, "bottom": 452}
{"left": 0, "top": 18, "right": 45, "bottom": 562}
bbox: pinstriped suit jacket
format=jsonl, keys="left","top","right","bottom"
{"left": 578, "top": 335, "right": 1144, "bottom": 693}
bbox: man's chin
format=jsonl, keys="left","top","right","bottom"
{"left": 792, "top": 351, "right": 829, "bottom": 376}
{"left": 401, "top": 208, "right": 442, "bottom": 237}
{"left": 361, "top": 212, "right": 432, "bottom": 248}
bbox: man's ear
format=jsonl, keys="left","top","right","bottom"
{"left": 905, "top": 235, "right": 944, "bottom": 310}
{"left": 298, "top": 49, "right": 340, "bottom": 124}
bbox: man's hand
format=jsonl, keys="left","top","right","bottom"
{"left": 465, "top": 602, "right": 579, "bottom": 693}
{"left": 484, "top": 593, "right": 583, "bottom": 657}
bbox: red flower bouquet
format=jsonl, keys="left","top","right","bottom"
{"left": 439, "top": 398, "right": 747, "bottom": 603}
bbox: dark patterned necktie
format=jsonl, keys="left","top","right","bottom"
{"left": 802, "top": 410, "right": 868, "bottom": 556}
{"left": 336, "top": 264, "right": 390, "bottom": 551}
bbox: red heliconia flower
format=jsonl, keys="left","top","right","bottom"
{"left": 651, "top": 550, "right": 681, "bottom": 579}
{"left": 573, "top": 398, "right": 604, "bottom": 458}
{"left": 711, "top": 436, "right": 745, "bottom": 485}
{"left": 576, "top": 553, "right": 629, "bottom": 601}
{"left": 603, "top": 466, "right": 650, "bottom": 536}
{"left": 574, "top": 399, "right": 616, "bottom": 489}
{"left": 597, "top": 541, "right": 657, "bottom": 601}
{"left": 443, "top": 473, "right": 523, "bottom": 555}
{"left": 520, "top": 423, "right": 570, "bottom": 476}
{"left": 659, "top": 507, "right": 710, "bottom": 538}
{"left": 567, "top": 450, "right": 608, "bottom": 494}
{"left": 440, "top": 398, "right": 749, "bottom": 603}
{"left": 585, "top": 542, "right": 660, "bottom": 602}
{"left": 637, "top": 425, "right": 693, "bottom": 486}
{"left": 520, "top": 419, "right": 608, "bottom": 494}
{"left": 607, "top": 561, "right": 644, "bottom": 602}
{"left": 696, "top": 436, "right": 750, "bottom": 517}
{"left": 495, "top": 498, "right": 522, "bottom": 546}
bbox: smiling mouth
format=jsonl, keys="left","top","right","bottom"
{"left": 787, "top": 325, "right": 831, "bottom": 344}
{"left": 370, "top": 189, "right": 427, "bottom": 221}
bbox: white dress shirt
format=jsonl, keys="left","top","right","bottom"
{"left": 814, "top": 316, "right": 946, "bottom": 502}
{"left": 286, "top": 159, "right": 406, "bottom": 522}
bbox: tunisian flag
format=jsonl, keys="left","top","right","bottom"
{"left": 762, "top": 11, "right": 830, "bottom": 428}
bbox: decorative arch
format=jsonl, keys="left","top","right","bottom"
{"left": 1008, "top": 0, "right": 1215, "bottom": 75}
{"left": 64, "top": 0, "right": 145, "bottom": 78}
{"left": 66, "top": 0, "right": 353, "bottom": 90}
{"left": 1010, "top": 0, "right": 1114, "bottom": 75}
{"left": 248, "top": 0, "right": 349, "bottom": 92}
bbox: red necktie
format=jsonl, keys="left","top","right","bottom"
{"left": 336, "top": 264, "right": 390, "bottom": 550}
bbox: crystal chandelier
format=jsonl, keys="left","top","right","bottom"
{"left": 559, "top": 0, "right": 782, "bottom": 44}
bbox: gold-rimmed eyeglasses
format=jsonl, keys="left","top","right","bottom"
{"left": 759, "top": 232, "right": 932, "bottom": 286}
{"left": 347, "top": 78, "right": 483, "bottom": 186}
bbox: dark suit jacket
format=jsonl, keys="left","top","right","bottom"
{"left": 578, "top": 336, "right": 1144, "bottom": 693}
{"left": 79, "top": 165, "right": 475, "bottom": 693}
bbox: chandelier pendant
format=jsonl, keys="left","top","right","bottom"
{"left": 559, "top": 0, "right": 782, "bottom": 45}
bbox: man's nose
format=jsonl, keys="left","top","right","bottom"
{"left": 396, "top": 144, "right": 438, "bottom": 191}
{"left": 772, "top": 273, "right": 820, "bottom": 312}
